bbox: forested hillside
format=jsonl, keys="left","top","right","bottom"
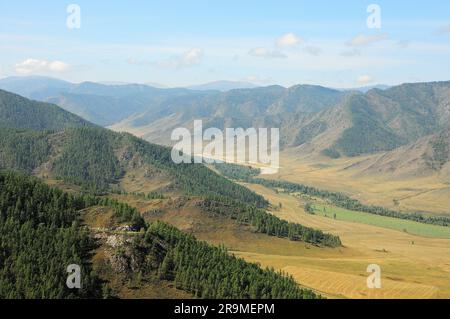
{"left": 0, "top": 124, "right": 266, "bottom": 205}
{"left": 198, "top": 196, "right": 341, "bottom": 247}
{"left": 0, "top": 171, "right": 319, "bottom": 299}
{"left": 0, "top": 128, "right": 52, "bottom": 172}
{"left": 314, "top": 82, "right": 450, "bottom": 157}
{"left": 4, "top": 77, "right": 449, "bottom": 162}
{"left": 118, "top": 221, "right": 319, "bottom": 299}
{"left": 52, "top": 127, "right": 124, "bottom": 192}
{"left": 0, "top": 171, "right": 102, "bottom": 298}
{"left": 0, "top": 125, "right": 339, "bottom": 248}
{"left": 0, "top": 89, "right": 92, "bottom": 130}
{"left": 0, "top": 88, "right": 343, "bottom": 299}
{"left": 334, "top": 95, "right": 405, "bottom": 156}
{"left": 3, "top": 77, "right": 450, "bottom": 156}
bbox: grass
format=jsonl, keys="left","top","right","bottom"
{"left": 311, "top": 203, "right": 450, "bottom": 239}
{"left": 269, "top": 151, "right": 450, "bottom": 216}
{"left": 42, "top": 166, "right": 450, "bottom": 299}
{"left": 242, "top": 182, "right": 450, "bottom": 299}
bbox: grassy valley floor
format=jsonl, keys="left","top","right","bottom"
{"left": 271, "top": 150, "right": 450, "bottom": 217}
{"left": 240, "top": 182, "right": 450, "bottom": 299}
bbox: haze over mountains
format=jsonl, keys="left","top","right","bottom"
{"left": 0, "top": 87, "right": 338, "bottom": 299}
{"left": 0, "top": 78, "right": 449, "bottom": 299}
{"left": 0, "top": 76, "right": 449, "bottom": 178}
{"left": 186, "top": 80, "right": 258, "bottom": 91}
{"left": 0, "top": 89, "right": 267, "bottom": 204}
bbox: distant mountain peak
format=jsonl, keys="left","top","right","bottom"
{"left": 186, "top": 80, "right": 259, "bottom": 92}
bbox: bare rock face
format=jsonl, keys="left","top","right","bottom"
{"left": 114, "top": 225, "right": 136, "bottom": 232}
{"left": 107, "top": 239, "right": 142, "bottom": 273}
{"left": 106, "top": 234, "right": 128, "bottom": 248}
{"left": 109, "top": 249, "right": 130, "bottom": 273}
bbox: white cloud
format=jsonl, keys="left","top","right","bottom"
{"left": 152, "top": 48, "right": 204, "bottom": 69}
{"left": 14, "top": 58, "right": 70, "bottom": 74}
{"left": 346, "top": 33, "right": 389, "bottom": 47}
{"left": 179, "top": 48, "right": 203, "bottom": 67}
{"left": 357, "top": 75, "right": 374, "bottom": 85}
{"left": 276, "top": 33, "right": 302, "bottom": 47}
{"left": 303, "top": 46, "right": 322, "bottom": 56}
{"left": 248, "top": 47, "right": 287, "bottom": 59}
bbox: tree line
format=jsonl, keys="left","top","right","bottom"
{"left": 214, "top": 162, "right": 450, "bottom": 227}
{"left": 0, "top": 170, "right": 321, "bottom": 299}
{"left": 128, "top": 133, "right": 268, "bottom": 207}
{"left": 198, "top": 196, "right": 341, "bottom": 247}
{"left": 1, "top": 126, "right": 268, "bottom": 206}
{"left": 120, "top": 221, "right": 319, "bottom": 299}
{"left": 252, "top": 178, "right": 450, "bottom": 227}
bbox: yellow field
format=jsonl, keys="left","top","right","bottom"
{"left": 269, "top": 150, "right": 450, "bottom": 216}
{"left": 111, "top": 187, "right": 450, "bottom": 299}
{"left": 238, "top": 182, "right": 450, "bottom": 299}
{"left": 96, "top": 174, "right": 450, "bottom": 299}
{"left": 41, "top": 162, "right": 450, "bottom": 299}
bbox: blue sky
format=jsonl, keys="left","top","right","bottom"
{"left": 1, "top": 0, "right": 449, "bottom": 87}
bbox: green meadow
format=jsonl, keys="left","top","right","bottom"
{"left": 311, "top": 204, "right": 450, "bottom": 239}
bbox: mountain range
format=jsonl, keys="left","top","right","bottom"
{"left": 186, "top": 80, "right": 258, "bottom": 91}
{"left": 0, "top": 77, "right": 449, "bottom": 299}
{"left": 1, "top": 76, "right": 449, "bottom": 176}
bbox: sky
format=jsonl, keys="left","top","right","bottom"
{"left": 0, "top": 0, "right": 449, "bottom": 88}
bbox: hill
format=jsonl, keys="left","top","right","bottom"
{"left": 0, "top": 77, "right": 215, "bottom": 126}
{"left": 2, "top": 77, "right": 449, "bottom": 161}
{"left": 286, "top": 81, "right": 450, "bottom": 158}
{"left": 0, "top": 171, "right": 318, "bottom": 299}
{"left": 0, "top": 76, "right": 72, "bottom": 99}
{"left": 345, "top": 127, "right": 450, "bottom": 179}
{"left": 0, "top": 89, "right": 342, "bottom": 247}
{"left": 110, "top": 81, "right": 450, "bottom": 161}
{"left": 0, "top": 89, "right": 93, "bottom": 130}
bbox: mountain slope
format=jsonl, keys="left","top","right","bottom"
{"left": 0, "top": 89, "right": 93, "bottom": 130}
{"left": 0, "top": 171, "right": 102, "bottom": 299}
{"left": 109, "top": 85, "right": 348, "bottom": 146}
{"left": 0, "top": 76, "right": 72, "bottom": 99}
{"left": 346, "top": 127, "right": 450, "bottom": 179}
{"left": 0, "top": 126, "right": 267, "bottom": 207}
{"left": 0, "top": 89, "right": 343, "bottom": 248}
{"left": 289, "top": 81, "right": 450, "bottom": 158}
{"left": 110, "top": 81, "right": 450, "bottom": 159}
{"left": 0, "top": 77, "right": 216, "bottom": 126}
{"left": 0, "top": 170, "right": 320, "bottom": 299}
{"left": 0, "top": 89, "right": 266, "bottom": 204}
{"left": 4, "top": 77, "right": 449, "bottom": 163}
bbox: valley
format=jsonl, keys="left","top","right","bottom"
{"left": 238, "top": 182, "right": 450, "bottom": 298}
{"left": 1, "top": 79, "right": 449, "bottom": 300}
{"left": 3, "top": 0, "right": 450, "bottom": 308}
{"left": 78, "top": 173, "right": 450, "bottom": 299}
{"left": 273, "top": 150, "right": 450, "bottom": 216}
